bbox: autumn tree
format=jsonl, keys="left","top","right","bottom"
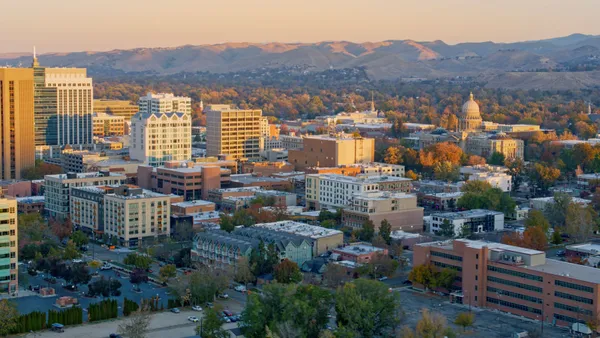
{"left": 466, "top": 155, "right": 486, "bottom": 166}
{"left": 544, "top": 193, "right": 572, "bottom": 227}
{"left": 274, "top": 259, "right": 302, "bottom": 284}
{"left": 566, "top": 204, "right": 597, "bottom": 243}
{"left": 322, "top": 263, "right": 350, "bottom": 287}
{"left": 408, "top": 264, "right": 435, "bottom": 289}
{"left": 454, "top": 312, "right": 475, "bottom": 332}
{"left": 51, "top": 217, "right": 73, "bottom": 241}
{"left": 528, "top": 163, "right": 561, "bottom": 194}
{"left": 234, "top": 257, "right": 255, "bottom": 286}
{"left": 501, "top": 226, "right": 547, "bottom": 250}
{"left": 0, "top": 299, "right": 19, "bottom": 336}
{"left": 405, "top": 170, "right": 419, "bottom": 180}
{"left": 524, "top": 209, "right": 550, "bottom": 233}
{"left": 384, "top": 147, "right": 401, "bottom": 165}
{"left": 401, "top": 309, "right": 453, "bottom": 338}
{"left": 379, "top": 219, "right": 392, "bottom": 244}
{"left": 433, "top": 161, "right": 459, "bottom": 182}
{"left": 159, "top": 264, "right": 177, "bottom": 284}
{"left": 118, "top": 310, "right": 152, "bottom": 338}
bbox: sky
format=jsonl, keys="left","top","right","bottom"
{"left": 1, "top": 0, "right": 599, "bottom": 53}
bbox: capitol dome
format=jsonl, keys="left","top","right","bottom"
{"left": 459, "top": 92, "right": 482, "bottom": 132}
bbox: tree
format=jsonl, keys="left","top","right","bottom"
{"left": 71, "top": 230, "right": 89, "bottom": 247}
{"left": 118, "top": 310, "right": 152, "bottom": 338}
{"left": 457, "top": 182, "right": 515, "bottom": 215}
{"left": 454, "top": 312, "right": 475, "bottom": 332}
{"left": 408, "top": 264, "right": 435, "bottom": 289}
{"left": 566, "top": 204, "right": 597, "bottom": 243}
{"left": 405, "top": 170, "right": 418, "bottom": 180}
{"left": 51, "top": 218, "right": 73, "bottom": 241}
{"left": 70, "top": 263, "right": 91, "bottom": 286}
{"left": 434, "top": 269, "right": 457, "bottom": 291}
{"left": 437, "top": 219, "right": 455, "bottom": 237}
{"left": 123, "top": 253, "right": 153, "bottom": 270}
{"left": 551, "top": 228, "right": 563, "bottom": 245}
{"left": 529, "top": 163, "right": 561, "bottom": 194}
{"left": 359, "top": 220, "right": 375, "bottom": 241}
{"left": 130, "top": 268, "right": 149, "bottom": 289}
{"left": 379, "top": 220, "right": 392, "bottom": 244}
{"left": 544, "top": 193, "right": 572, "bottom": 227}
{"left": 402, "top": 309, "right": 450, "bottom": 338}
{"left": 0, "top": 299, "right": 19, "bottom": 336}
{"left": 322, "top": 263, "right": 350, "bottom": 288}
{"left": 249, "top": 241, "right": 279, "bottom": 277}
{"left": 488, "top": 152, "right": 505, "bottom": 166}
{"left": 384, "top": 147, "right": 401, "bottom": 165}
{"left": 335, "top": 279, "right": 400, "bottom": 337}
{"left": 111, "top": 236, "right": 119, "bottom": 247}
{"left": 274, "top": 259, "right": 302, "bottom": 284}
{"left": 235, "top": 257, "right": 255, "bottom": 286}
{"left": 501, "top": 226, "right": 547, "bottom": 251}
{"left": 433, "top": 161, "right": 459, "bottom": 182}
{"left": 320, "top": 219, "right": 337, "bottom": 229}
{"left": 88, "top": 277, "right": 122, "bottom": 297}
{"left": 18, "top": 213, "right": 46, "bottom": 248}
{"left": 62, "top": 240, "right": 81, "bottom": 260}
{"left": 466, "top": 155, "right": 486, "bottom": 166}
{"left": 524, "top": 210, "right": 550, "bottom": 233}
{"left": 159, "top": 264, "right": 177, "bottom": 284}
{"left": 457, "top": 224, "right": 472, "bottom": 239}
{"left": 89, "top": 260, "right": 103, "bottom": 270}
{"left": 197, "top": 310, "right": 230, "bottom": 338}
{"left": 357, "top": 253, "right": 399, "bottom": 278}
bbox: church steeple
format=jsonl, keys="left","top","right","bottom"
{"left": 32, "top": 46, "right": 39, "bottom": 68}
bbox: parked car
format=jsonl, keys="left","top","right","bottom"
{"left": 218, "top": 293, "right": 229, "bottom": 299}
{"left": 378, "top": 276, "right": 388, "bottom": 281}
{"left": 187, "top": 316, "right": 199, "bottom": 322}
{"left": 192, "top": 305, "right": 203, "bottom": 311}
{"left": 234, "top": 285, "right": 247, "bottom": 292}
{"left": 221, "top": 316, "right": 231, "bottom": 323}
{"left": 556, "top": 250, "right": 566, "bottom": 257}
{"left": 100, "top": 264, "right": 112, "bottom": 271}
{"left": 206, "top": 302, "right": 214, "bottom": 308}
{"left": 402, "top": 280, "right": 412, "bottom": 285}
{"left": 72, "top": 259, "right": 83, "bottom": 264}
{"left": 170, "top": 308, "right": 180, "bottom": 313}
{"left": 51, "top": 323, "right": 64, "bottom": 333}
{"left": 223, "top": 310, "right": 233, "bottom": 317}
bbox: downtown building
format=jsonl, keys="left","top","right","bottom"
{"left": 0, "top": 68, "right": 35, "bottom": 180}
{"left": 138, "top": 92, "right": 191, "bottom": 116}
{"left": 94, "top": 99, "right": 139, "bottom": 121}
{"left": 33, "top": 54, "right": 94, "bottom": 152}
{"left": 205, "top": 105, "right": 263, "bottom": 160}
{"left": 426, "top": 209, "right": 504, "bottom": 235}
{"left": 288, "top": 134, "right": 375, "bottom": 171}
{"left": 414, "top": 239, "right": 600, "bottom": 329}
{"left": 130, "top": 112, "right": 192, "bottom": 167}
{"left": 0, "top": 198, "right": 18, "bottom": 295}
{"left": 44, "top": 171, "right": 127, "bottom": 220}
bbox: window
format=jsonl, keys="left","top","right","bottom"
{"left": 431, "top": 251, "right": 463, "bottom": 262}
{"left": 555, "top": 280, "right": 593, "bottom": 293}
{"left": 486, "top": 297, "right": 541, "bottom": 315}
{"left": 554, "top": 313, "right": 578, "bottom": 324}
{"left": 433, "top": 261, "right": 462, "bottom": 271}
{"left": 555, "top": 291, "right": 593, "bottom": 305}
{"left": 487, "top": 276, "right": 542, "bottom": 293}
{"left": 555, "top": 303, "right": 593, "bottom": 316}
{"left": 487, "top": 265, "right": 543, "bottom": 282}
{"left": 487, "top": 286, "right": 542, "bottom": 303}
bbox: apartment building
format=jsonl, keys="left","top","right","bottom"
{"left": 288, "top": 134, "right": 375, "bottom": 171}
{"left": 468, "top": 172, "right": 513, "bottom": 192}
{"left": 137, "top": 162, "right": 229, "bottom": 201}
{"left": 280, "top": 134, "right": 304, "bottom": 150}
{"left": 44, "top": 171, "right": 127, "bottom": 219}
{"left": 576, "top": 173, "right": 600, "bottom": 190}
{"left": 171, "top": 200, "right": 216, "bottom": 216}
{"left": 16, "top": 196, "right": 45, "bottom": 214}
{"left": 130, "top": 112, "right": 191, "bottom": 167}
{"left": 206, "top": 105, "right": 263, "bottom": 160}
{"left": 333, "top": 244, "right": 387, "bottom": 264}
{"left": 427, "top": 209, "right": 504, "bottom": 236}
{"left": 221, "top": 196, "right": 255, "bottom": 212}
{"left": 414, "top": 239, "right": 600, "bottom": 329}
{"left": 60, "top": 150, "right": 108, "bottom": 173}
{"left": 420, "top": 192, "right": 463, "bottom": 211}
{"left": 342, "top": 191, "right": 424, "bottom": 232}
{"left": 94, "top": 99, "right": 139, "bottom": 121}
{"left": 70, "top": 185, "right": 115, "bottom": 235}
{"left": 92, "top": 112, "right": 125, "bottom": 137}
{"left": 255, "top": 221, "right": 343, "bottom": 255}
{"left": 306, "top": 162, "right": 405, "bottom": 177}
{"left": 229, "top": 174, "right": 292, "bottom": 191}
{"left": 138, "top": 93, "right": 191, "bottom": 116}
{"left": 466, "top": 133, "right": 524, "bottom": 160}
{"left": 305, "top": 174, "right": 412, "bottom": 210}
{"left": 0, "top": 68, "right": 35, "bottom": 180}
{"left": 103, "top": 185, "right": 171, "bottom": 247}
{"left": 0, "top": 198, "right": 18, "bottom": 295}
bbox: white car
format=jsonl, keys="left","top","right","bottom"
{"left": 192, "top": 305, "right": 203, "bottom": 311}
{"left": 72, "top": 259, "right": 83, "bottom": 264}
{"left": 218, "top": 293, "right": 229, "bottom": 299}
{"left": 188, "top": 316, "right": 199, "bottom": 323}
{"left": 234, "top": 285, "right": 247, "bottom": 292}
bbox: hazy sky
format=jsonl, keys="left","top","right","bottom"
{"left": 2, "top": 0, "right": 599, "bottom": 53}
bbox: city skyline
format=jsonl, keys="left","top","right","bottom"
{"left": 1, "top": 0, "right": 600, "bottom": 53}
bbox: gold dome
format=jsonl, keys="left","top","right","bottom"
{"left": 461, "top": 92, "right": 481, "bottom": 120}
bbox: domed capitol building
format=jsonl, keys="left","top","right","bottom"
{"left": 459, "top": 92, "right": 483, "bottom": 132}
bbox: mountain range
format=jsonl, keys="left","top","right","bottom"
{"left": 3, "top": 34, "right": 600, "bottom": 89}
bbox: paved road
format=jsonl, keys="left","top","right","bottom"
{"left": 398, "top": 287, "right": 570, "bottom": 338}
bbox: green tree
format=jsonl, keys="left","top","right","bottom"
{"left": 359, "top": 220, "right": 375, "bottom": 241}
{"left": 0, "top": 299, "right": 19, "bottom": 336}
{"left": 63, "top": 240, "right": 81, "bottom": 260}
{"left": 566, "top": 204, "right": 597, "bottom": 243}
{"left": 401, "top": 308, "right": 452, "bottom": 338}
{"left": 458, "top": 224, "right": 472, "bottom": 239}
{"left": 544, "top": 193, "right": 572, "bottom": 227}
{"left": 488, "top": 152, "right": 506, "bottom": 166}
{"left": 71, "top": 230, "right": 89, "bottom": 247}
{"left": 437, "top": 219, "right": 455, "bottom": 237}
{"left": 196, "top": 309, "right": 230, "bottom": 338}
{"left": 335, "top": 279, "right": 400, "bottom": 338}
{"left": 234, "top": 257, "right": 255, "bottom": 286}
{"left": 408, "top": 264, "right": 435, "bottom": 289}
{"left": 273, "top": 259, "right": 302, "bottom": 284}
{"left": 434, "top": 269, "right": 457, "bottom": 290}
{"left": 524, "top": 210, "right": 550, "bottom": 233}
{"left": 529, "top": 163, "right": 561, "bottom": 194}
{"left": 551, "top": 228, "right": 562, "bottom": 245}
{"left": 159, "top": 264, "right": 177, "bottom": 284}
{"left": 111, "top": 236, "right": 119, "bottom": 246}
{"left": 321, "top": 219, "right": 337, "bottom": 229}
{"left": 454, "top": 312, "right": 475, "bottom": 332}
{"left": 379, "top": 219, "right": 392, "bottom": 244}
{"left": 433, "top": 161, "right": 459, "bottom": 182}
{"left": 123, "top": 253, "right": 153, "bottom": 270}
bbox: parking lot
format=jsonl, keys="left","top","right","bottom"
{"left": 398, "top": 288, "right": 570, "bottom": 338}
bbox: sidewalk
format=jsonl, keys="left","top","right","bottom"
{"left": 0, "top": 288, "right": 36, "bottom": 300}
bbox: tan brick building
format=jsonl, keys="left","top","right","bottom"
{"left": 206, "top": 105, "right": 262, "bottom": 160}
{"left": 288, "top": 135, "right": 375, "bottom": 171}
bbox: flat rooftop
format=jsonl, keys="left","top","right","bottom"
{"left": 213, "top": 187, "right": 262, "bottom": 193}
{"left": 418, "top": 239, "right": 544, "bottom": 256}
{"left": 256, "top": 190, "right": 295, "bottom": 196}
{"left": 526, "top": 259, "right": 600, "bottom": 284}
{"left": 172, "top": 200, "right": 215, "bottom": 208}
{"left": 255, "top": 221, "right": 342, "bottom": 239}
{"left": 431, "top": 209, "right": 503, "bottom": 220}
{"left": 566, "top": 243, "right": 600, "bottom": 255}
{"left": 390, "top": 230, "right": 423, "bottom": 239}
{"left": 45, "top": 172, "right": 126, "bottom": 180}
{"left": 16, "top": 196, "right": 45, "bottom": 203}
{"left": 352, "top": 191, "right": 416, "bottom": 201}
{"left": 309, "top": 173, "right": 411, "bottom": 184}
{"left": 423, "top": 192, "right": 464, "bottom": 198}
{"left": 334, "top": 244, "right": 385, "bottom": 255}
{"left": 230, "top": 174, "right": 288, "bottom": 184}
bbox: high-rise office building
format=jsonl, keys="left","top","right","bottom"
{"left": 94, "top": 99, "right": 139, "bottom": 121}
{"left": 206, "top": 105, "right": 262, "bottom": 160}
{"left": 32, "top": 53, "right": 93, "bottom": 147}
{"left": 130, "top": 112, "right": 191, "bottom": 167}
{"left": 0, "top": 68, "right": 35, "bottom": 180}
{"left": 138, "top": 93, "right": 191, "bottom": 116}
{"left": 0, "top": 197, "right": 18, "bottom": 295}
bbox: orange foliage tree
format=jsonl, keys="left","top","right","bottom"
{"left": 501, "top": 226, "right": 547, "bottom": 251}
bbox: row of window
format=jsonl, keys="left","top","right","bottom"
{"left": 431, "top": 251, "right": 463, "bottom": 262}
{"left": 554, "top": 291, "right": 593, "bottom": 305}
{"left": 555, "top": 280, "right": 593, "bottom": 294}
{"left": 433, "top": 261, "right": 462, "bottom": 271}
{"left": 486, "top": 297, "right": 541, "bottom": 315}
{"left": 486, "top": 286, "right": 542, "bottom": 304}
{"left": 554, "top": 302, "right": 593, "bottom": 316}
{"left": 487, "top": 265, "right": 543, "bottom": 282}
{"left": 487, "top": 276, "right": 542, "bottom": 293}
